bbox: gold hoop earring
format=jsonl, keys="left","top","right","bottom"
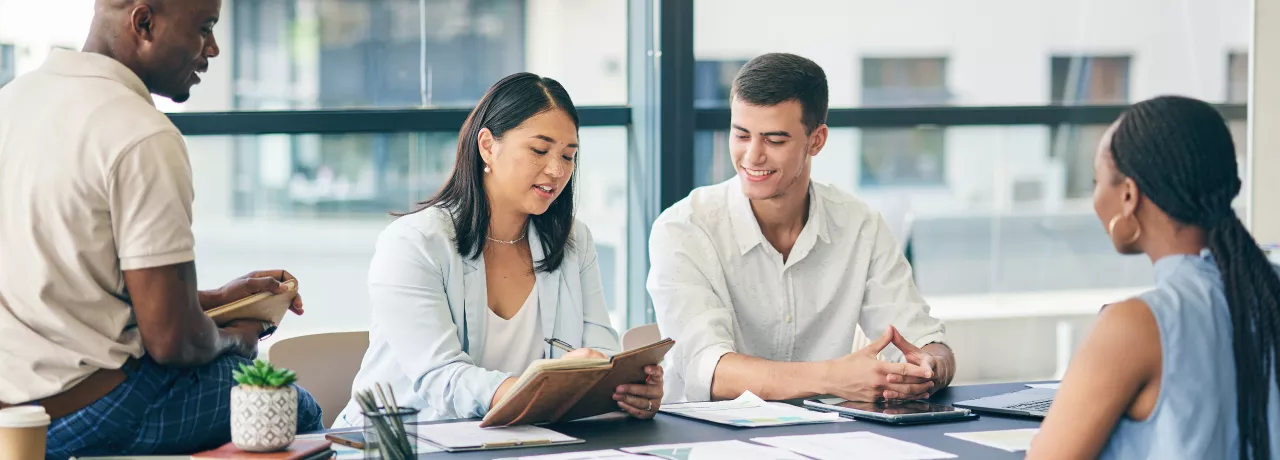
{"left": 1108, "top": 214, "right": 1142, "bottom": 245}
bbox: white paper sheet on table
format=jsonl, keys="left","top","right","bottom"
{"left": 495, "top": 449, "right": 650, "bottom": 460}
{"left": 751, "top": 432, "right": 957, "bottom": 460}
{"left": 416, "top": 420, "right": 578, "bottom": 449}
{"left": 621, "top": 440, "right": 809, "bottom": 460}
{"left": 329, "top": 436, "right": 446, "bottom": 459}
{"left": 659, "top": 390, "right": 844, "bottom": 427}
{"left": 945, "top": 428, "right": 1040, "bottom": 452}
{"left": 1026, "top": 382, "right": 1060, "bottom": 389}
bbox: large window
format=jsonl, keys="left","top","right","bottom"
{"left": 187, "top": 126, "right": 630, "bottom": 335}
{"left": 693, "top": 0, "right": 1250, "bottom": 300}
{"left": 231, "top": 0, "right": 528, "bottom": 111}
{"left": 230, "top": 0, "right": 516, "bottom": 215}
{"left": 1049, "top": 56, "right": 1132, "bottom": 199}
{"left": 692, "top": 60, "right": 746, "bottom": 186}
{"left": 859, "top": 58, "right": 949, "bottom": 187}
{"left": 1050, "top": 56, "right": 1131, "bottom": 105}
{"left": 223, "top": 0, "right": 628, "bottom": 220}
{"left": 190, "top": 0, "right": 633, "bottom": 334}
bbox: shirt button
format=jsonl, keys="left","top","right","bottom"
{"left": 785, "top": 314, "right": 793, "bottom": 323}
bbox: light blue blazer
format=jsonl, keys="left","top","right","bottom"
{"left": 334, "top": 206, "right": 620, "bottom": 427}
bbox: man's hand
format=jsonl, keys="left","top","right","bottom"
{"left": 220, "top": 319, "right": 267, "bottom": 359}
{"left": 200, "top": 270, "right": 304, "bottom": 316}
{"left": 824, "top": 326, "right": 934, "bottom": 402}
{"left": 883, "top": 329, "right": 954, "bottom": 400}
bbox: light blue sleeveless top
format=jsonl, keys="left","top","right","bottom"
{"left": 1099, "top": 250, "right": 1280, "bottom": 460}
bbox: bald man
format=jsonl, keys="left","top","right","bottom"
{"left": 0, "top": 1, "right": 322, "bottom": 457}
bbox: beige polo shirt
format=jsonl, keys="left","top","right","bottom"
{"left": 0, "top": 50, "right": 196, "bottom": 403}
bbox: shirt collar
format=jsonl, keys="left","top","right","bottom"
{"left": 41, "top": 49, "right": 155, "bottom": 106}
{"left": 1151, "top": 248, "right": 1215, "bottom": 282}
{"left": 727, "top": 176, "right": 831, "bottom": 256}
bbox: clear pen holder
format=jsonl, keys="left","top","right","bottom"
{"left": 361, "top": 408, "right": 419, "bottom": 460}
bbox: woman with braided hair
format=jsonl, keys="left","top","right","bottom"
{"left": 1029, "top": 95, "right": 1280, "bottom": 460}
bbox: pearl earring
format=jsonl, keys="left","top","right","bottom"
{"left": 484, "top": 165, "right": 491, "bottom": 173}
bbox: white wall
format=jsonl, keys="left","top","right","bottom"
{"left": 1252, "top": 0, "right": 1280, "bottom": 245}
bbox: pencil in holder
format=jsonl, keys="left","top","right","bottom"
{"left": 360, "top": 407, "right": 419, "bottom": 460}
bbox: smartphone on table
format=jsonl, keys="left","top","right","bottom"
{"left": 325, "top": 431, "right": 366, "bottom": 449}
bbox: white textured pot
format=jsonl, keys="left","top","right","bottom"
{"left": 231, "top": 385, "right": 298, "bottom": 452}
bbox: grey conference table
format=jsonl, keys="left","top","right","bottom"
{"left": 374, "top": 381, "right": 1043, "bottom": 459}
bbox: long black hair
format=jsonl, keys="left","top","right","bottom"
{"left": 1110, "top": 95, "right": 1280, "bottom": 460}
{"left": 404, "top": 72, "right": 580, "bottom": 273}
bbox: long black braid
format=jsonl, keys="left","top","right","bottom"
{"left": 1110, "top": 95, "right": 1280, "bottom": 460}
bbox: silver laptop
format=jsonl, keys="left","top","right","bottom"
{"left": 952, "top": 388, "right": 1056, "bottom": 418}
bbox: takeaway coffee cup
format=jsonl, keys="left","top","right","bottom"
{"left": 0, "top": 406, "right": 50, "bottom": 460}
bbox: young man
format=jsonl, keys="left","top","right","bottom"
{"left": 648, "top": 53, "right": 956, "bottom": 403}
{"left": 0, "top": 1, "right": 322, "bottom": 457}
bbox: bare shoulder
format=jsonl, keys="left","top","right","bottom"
{"left": 1098, "top": 298, "right": 1157, "bottom": 332}
{"left": 1090, "top": 298, "right": 1162, "bottom": 371}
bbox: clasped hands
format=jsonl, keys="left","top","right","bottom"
{"left": 826, "top": 326, "right": 944, "bottom": 402}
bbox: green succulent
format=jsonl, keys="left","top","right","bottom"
{"left": 233, "top": 359, "right": 297, "bottom": 389}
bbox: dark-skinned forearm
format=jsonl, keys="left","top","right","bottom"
{"left": 125, "top": 263, "right": 252, "bottom": 367}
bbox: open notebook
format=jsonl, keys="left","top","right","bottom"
{"left": 204, "top": 279, "right": 299, "bottom": 326}
{"left": 480, "top": 338, "right": 675, "bottom": 427}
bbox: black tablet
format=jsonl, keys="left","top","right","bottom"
{"left": 803, "top": 398, "right": 978, "bottom": 425}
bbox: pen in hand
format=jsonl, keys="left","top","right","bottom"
{"left": 545, "top": 338, "right": 577, "bottom": 354}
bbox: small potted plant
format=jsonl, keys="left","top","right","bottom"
{"left": 230, "top": 360, "right": 299, "bottom": 452}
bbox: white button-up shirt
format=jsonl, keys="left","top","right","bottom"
{"left": 648, "top": 177, "right": 946, "bottom": 402}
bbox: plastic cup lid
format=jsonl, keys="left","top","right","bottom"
{"left": 0, "top": 406, "right": 50, "bottom": 428}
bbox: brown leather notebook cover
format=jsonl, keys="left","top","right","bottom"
{"left": 192, "top": 439, "right": 331, "bottom": 459}
{"left": 205, "top": 279, "right": 298, "bottom": 326}
{"left": 480, "top": 338, "right": 675, "bottom": 427}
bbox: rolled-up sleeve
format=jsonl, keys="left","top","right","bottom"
{"left": 367, "top": 223, "right": 509, "bottom": 418}
{"left": 647, "top": 217, "right": 735, "bottom": 402}
{"left": 859, "top": 214, "right": 946, "bottom": 363}
{"left": 573, "top": 223, "right": 621, "bottom": 355}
